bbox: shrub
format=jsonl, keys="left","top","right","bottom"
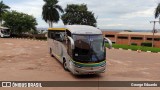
{"left": 141, "top": 42, "right": 152, "bottom": 47}
{"left": 106, "top": 43, "right": 160, "bottom": 53}
{"left": 11, "top": 34, "right": 47, "bottom": 40}
{"left": 131, "top": 43, "right": 137, "bottom": 46}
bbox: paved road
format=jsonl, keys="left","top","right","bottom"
{"left": 0, "top": 38, "right": 160, "bottom": 90}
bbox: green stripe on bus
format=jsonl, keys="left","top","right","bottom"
{"left": 71, "top": 60, "right": 106, "bottom": 67}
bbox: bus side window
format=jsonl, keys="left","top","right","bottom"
{"left": 55, "top": 33, "right": 61, "bottom": 40}
{"left": 66, "top": 30, "right": 71, "bottom": 37}
{"left": 51, "top": 33, "right": 55, "bottom": 39}
{"left": 55, "top": 33, "right": 65, "bottom": 42}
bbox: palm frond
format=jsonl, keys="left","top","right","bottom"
{"left": 155, "top": 3, "right": 160, "bottom": 18}
{"left": 55, "top": 5, "right": 64, "bottom": 13}
{"left": 42, "top": 0, "right": 64, "bottom": 26}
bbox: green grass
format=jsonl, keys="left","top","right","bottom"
{"left": 106, "top": 43, "right": 160, "bottom": 53}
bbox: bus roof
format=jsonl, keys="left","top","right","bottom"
{"left": 65, "top": 25, "right": 102, "bottom": 35}
{"left": 48, "top": 25, "right": 102, "bottom": 34}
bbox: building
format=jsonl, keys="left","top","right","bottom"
{"left": 103, "top": 31, "right": 160, "bottom": 48}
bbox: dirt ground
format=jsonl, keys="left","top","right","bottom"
{"left": 0, "top": 38, "right": 160, "bottom": 90}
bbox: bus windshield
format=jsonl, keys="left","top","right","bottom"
{"left": 73, "top": 35, "right": 105, "bottom": 63}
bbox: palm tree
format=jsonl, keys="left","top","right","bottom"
{"left": 0, "top": 1, "right": 10, "bottom": 26}
{"left": 155, "top": 3, "right": 160, "bottom": 18}
{"left": 42, "top": 0, "right": 64, "bottom": 28}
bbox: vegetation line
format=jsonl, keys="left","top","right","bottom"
{"left": 106, "top": 43, "right": 160, "bottom": 53}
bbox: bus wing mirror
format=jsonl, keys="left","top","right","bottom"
{"left": 104, "top": 37, "right": 112, "bottom": 49}
{"left": 68, "top": 36, "right": 75, "bottom": 49}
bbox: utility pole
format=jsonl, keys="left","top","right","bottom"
{"left": 150, "top": 21, "right": 158, "bottom": 47}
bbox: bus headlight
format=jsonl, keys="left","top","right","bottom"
{"left": 100, "top": 63, "right": 106, "bottom": 67}
{"left": 69, "top": 61, "right": 82, "bottom": 68}
{"left": 73, "top": 63, "right": 82, "bottom": 68}
{"left": 75, "top": 64, "right": 82, "bottom": 68}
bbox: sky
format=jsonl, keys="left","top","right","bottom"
{"left": 3, "top": 0, "right": 160, "bottom": 30}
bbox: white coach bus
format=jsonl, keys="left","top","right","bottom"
{"left": 0, "top": 27, "right": 10, "bottom": 38}
{"left": 48, "top": 25, "right": 112, "bottom": 75}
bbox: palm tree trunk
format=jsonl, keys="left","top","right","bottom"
{"left": 48, "top": 21, "right": 51, "bottom": 28}
{"left": 47, "top": 21, "right": 53, "bottom": 28}
{"left": 0, "top": 19, "right": 2, "bottom": 27}
{"left": 50, "top": 21, "right": 53, "bottom": 28}
{"left": 51, "top": 21, "right": 53, "bottom": 28}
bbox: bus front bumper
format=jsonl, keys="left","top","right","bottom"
{"left": 70, "top": 65, "right": 106, "bottom": 75}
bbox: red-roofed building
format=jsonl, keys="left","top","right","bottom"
{"left": 102, "top": 31, "right": 160, "bottom": 48}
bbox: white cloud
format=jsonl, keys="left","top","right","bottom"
{"left": 7, "top": 0, "right": 48, "bottom": 27}
{"left": 120, "top": 7, "right": 155, "bottom": 19}
{"left": 9, "top": 0, "right": 44, "bottom": 17}
{"left": 97, "top": 18, "right": 112, "bottom": 21}
{"left": 102, "top": 24, "right": 124, "bottom": 27}
{"left": 4, "top": 0, "right": 160, "bottom": 30}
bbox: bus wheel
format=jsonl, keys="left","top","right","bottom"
{"left": 50, "top": 48, "right": 54, "bottom": 57}
{"left": 63, "top": 60, "right": 69, "bottom": 71}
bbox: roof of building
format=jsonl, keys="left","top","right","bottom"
{"left": 118, "top": 32, "right": 160, "bottom": 36}
{"left": 65, "top": 25, "right": 102, "bottom": 34}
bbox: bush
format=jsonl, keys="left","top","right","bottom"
{"left": 131, "top": 43, "right": 137, "bottom": 46}
{"left": 106, "top": 43, "right": 160, "bottom": 53}
{"left": 141, "top": 42, "right": 152, "bottom": 47}
{"left": 33, "top": 34, "right": 47, "bottom": 40}
{"left": 11, "top": 34, "right": 47, "bottom": 41}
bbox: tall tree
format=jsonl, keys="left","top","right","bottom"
{"left": 0, "top": 1, "right": 10, "bottom": 26}
{"left": 42, "top": 0, "right": 63, "bottom": 28}
{"left": 3, "top": 11, "right": 37, "bottom": 34}
{"left": 61, "top": 4, "right": 97, "bottom": 27}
